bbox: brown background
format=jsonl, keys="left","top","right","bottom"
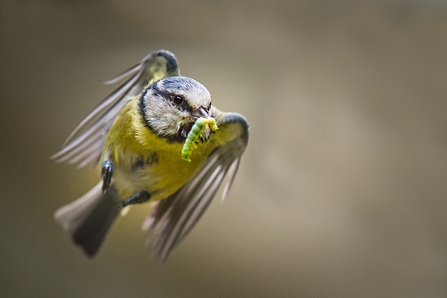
{"left": 2, "top": 0, "right": 447, "bottom": 297}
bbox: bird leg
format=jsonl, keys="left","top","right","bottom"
{"left": 122, "top": 191, "right": 151, "bottom": 208}
{"left": 101, "top": 160, "right": 114, "bottom": 193}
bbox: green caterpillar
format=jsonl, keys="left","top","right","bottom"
{"left": 182, "top": 117, "right": 218, "bottom": 162}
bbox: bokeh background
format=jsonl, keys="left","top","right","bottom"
{"left": 2, "top": 0, "right": 447, "bottom": 297}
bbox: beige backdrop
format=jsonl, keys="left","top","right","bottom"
{"left": 2, "top": 1, "right": 447, "bottom": 297}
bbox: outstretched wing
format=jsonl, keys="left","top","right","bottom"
{"left": 51, "top": 50, "right": 180, "bottom": 167}
{"left": 142, "top": 113, "right": 249, "bottom": 262}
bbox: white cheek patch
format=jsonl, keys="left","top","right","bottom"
{"left": 144, "top": 95, "right": 182, "bottom": 136}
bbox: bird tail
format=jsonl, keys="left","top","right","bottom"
{"left": 54, "top": 182, "right": 121, "bottom": 257}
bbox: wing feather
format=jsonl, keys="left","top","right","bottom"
{"left": 143, "top": 113, "right": 249, "bottom": 261}
{"left": 52, "top": 50, "right": 180, "bottom": 166}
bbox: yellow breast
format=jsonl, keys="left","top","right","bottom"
{"left": 101, "top": 99, "right": 222, "bottom": 201}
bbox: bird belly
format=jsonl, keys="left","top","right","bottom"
{"left": 111, "top": 144, "right": 213, "bottom": 202}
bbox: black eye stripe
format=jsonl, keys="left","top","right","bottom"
{"left": 151, "top": 83, "right": 184, "bottom": 106}
{"left": 151, "top": 83, "right": 172, "bottom": 100}
{"left": 170, "top": 94, "right": 192, "bottom": 112}
{"left": 149, "top": 82, "right": 199, "bottom": 114}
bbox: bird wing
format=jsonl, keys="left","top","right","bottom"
{"left": 51, "top": 50, "right": 180, "bottom": 167}
{"left": 143, "top": 112, "right": 249, "bottom": 261}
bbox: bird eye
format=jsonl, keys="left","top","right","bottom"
{"left": 172, "top": 95, "right": 184, "bottom": 105}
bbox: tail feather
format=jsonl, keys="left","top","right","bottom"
{"left": 54, "top": 182, "right": 121, "bottom": 257}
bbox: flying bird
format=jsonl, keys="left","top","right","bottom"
{"left": 52, "top": 50, "right": 249, "bottom": 261}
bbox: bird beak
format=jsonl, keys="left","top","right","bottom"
{"left": 192, "top": 107, "right": 209, "bottom": 119}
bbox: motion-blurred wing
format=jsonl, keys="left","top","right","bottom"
{"left": 143, "top": 113, "right": 249, "bottom": 261}
{"left": 51, "top": 50, "right": 180, "bottom": 167}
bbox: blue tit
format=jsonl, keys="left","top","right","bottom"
{"left": 52, "top": 50, "right": 249, "bottom": 261}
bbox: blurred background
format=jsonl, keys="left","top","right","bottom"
{"left": 2, "top": 0, "right": 447, "bottom": 297}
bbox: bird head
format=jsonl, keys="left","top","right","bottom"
{"left": 139, "top": 76, "right": 214, "bottom": 143}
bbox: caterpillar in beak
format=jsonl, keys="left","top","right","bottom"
{"left": 181, "top": 117, "right": 218, "bottom": 162}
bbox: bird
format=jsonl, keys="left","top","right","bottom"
{"left": 52, "top": 49, "right": 249, "bottom": 261}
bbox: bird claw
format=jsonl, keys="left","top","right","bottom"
{"left": 102, "top": 160, "right": 114, "bottom": 193}
{"left": 122, "top": 191, "right": 151, "bottom": 208}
